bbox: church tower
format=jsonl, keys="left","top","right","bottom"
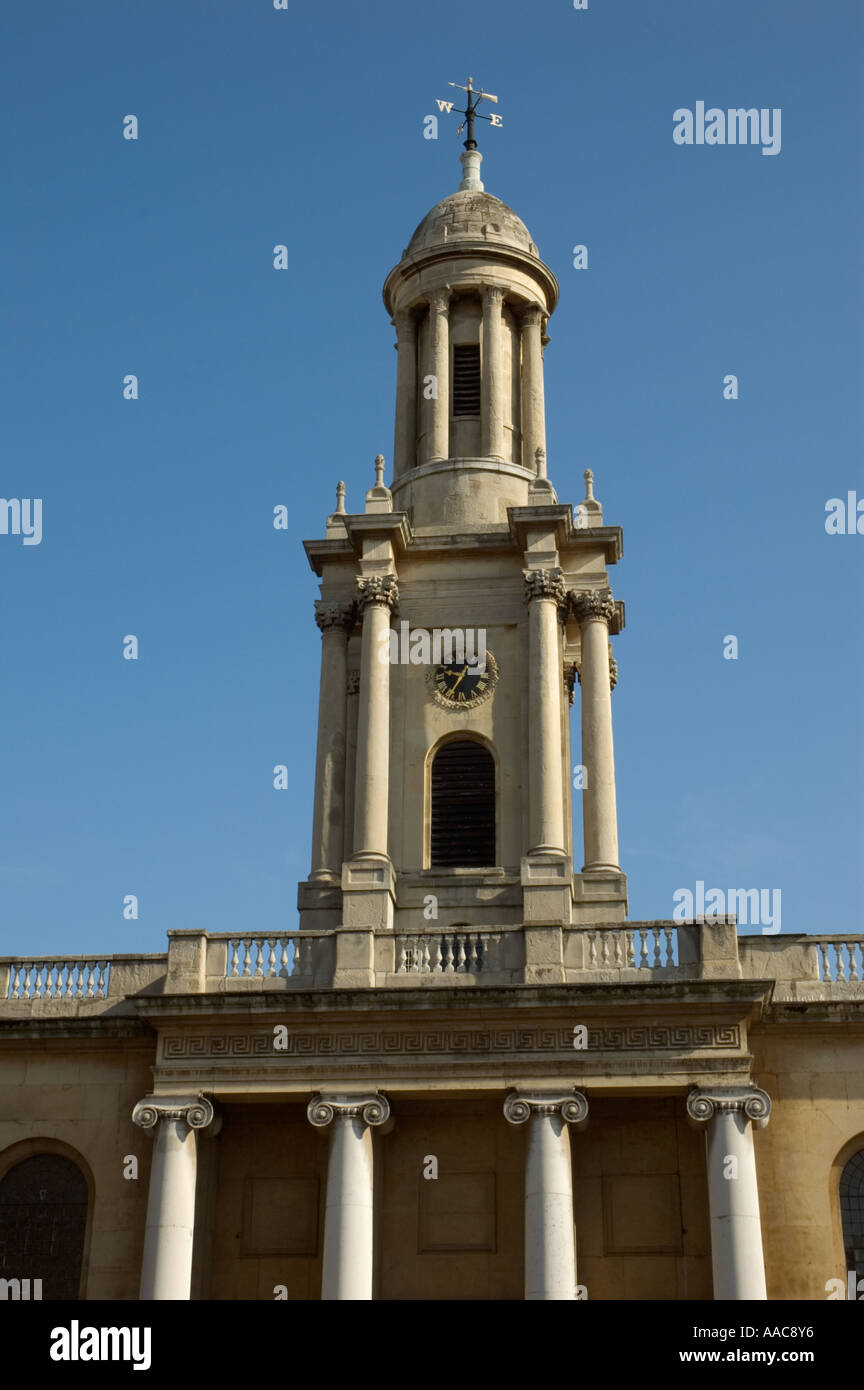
{"left": 299, "top": 122, "right": 627, "bottom": 981}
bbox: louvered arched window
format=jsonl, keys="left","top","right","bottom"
{"left": 430, "top": 740, "right": 495, "bottom": 867}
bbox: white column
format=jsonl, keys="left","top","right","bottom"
{"left": 504, "top": 1090, "right": 588, "bottom": 1300}
{"left": 307, "top": 1093, "right": 390, "bottom": 1300}
{"left": 392, "top": 310, "right": 417, "bottom": 478}
{"left": 687, "top": 1087, "right": 772, "bottom": 1300}
{"left": 524, "top": 569, "right": 567, "bottom": 855}
{"left": 571, "top": 588, "right": 620, "bottom": 871}
{"left": 481, "top": 285, "right": 505, "bottom": 459}
{"left": 520, "top": 304, "right": 546, "bottom": 471}
{"left": 352, "top": 576, "right": 397, "bottom": 859}
{"left": 132, "top": 1094, "right": 215, "bottom": 1300}
{"left": 309, "top": 600, "right": 354, "bottom": 880}
{"left": 423, "top": 289, "right": 450, "bottom": 463}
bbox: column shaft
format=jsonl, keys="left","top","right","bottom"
{"left": 687, "top": 1088, "right": 771, "bottom": 1301}
{"left": 353, "top": 580, "right": 396, "bottom": 858}
{"left": 310, "top": 604, "right": 352, "bottom": 879}
{"left": 520, "top": 306, "right": 546, "bottom": 471}
{"left": 524, "top": 1111, "right": 577, "bottom": 1299}
{"left": 525, "top": 572, "right": 566, "bottom": 854}
{"left": 392, "top": 312, "right": 417, "bottom": 478}
{"left": 133, "top": 1096, "right": 214, "bottom": 1301}
{"left": 481, "top": 286, "right": 505, "bottom": 459}
{"left": 308, "top": 1094, "right": 390, "bottom": 1301}
{"left": 706, "top": 1110, "right": 767, "bottom": 1299}
{"left": 573, "top": 592, "right": 620, "bottom": 871}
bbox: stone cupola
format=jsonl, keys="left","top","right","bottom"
{"left": 382, "top": 147, "right": 559, "bottom": 528}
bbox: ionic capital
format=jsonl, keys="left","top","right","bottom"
{"left": 356, "top": 574, "right": 399, "bottom": 614}
{"left": 132, "top": 1094, "right": 215, "bottom": 1132}
{"left": 314, "top": 599, "right": 356, "bottom": 634}
{"left": 523, "top": 567, "right": 566, "bottom": 609}
{"left": 569, "top": 588, "right": 616, "bottom": 628}
{"left": 503, "top": 1090, "right": 588, "bottom": 1128}
{"left": 307, "top": 1093, "right": 391, "bottom": 1128}
{"left": 686, "top": 1087, "right": 772, "bottom": 1131}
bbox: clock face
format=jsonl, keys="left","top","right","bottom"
{"left": 432, "top": 655, "right": 495, "bottom": 708}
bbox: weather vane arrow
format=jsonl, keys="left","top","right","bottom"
{"left": 435, "top": 76, "right": 503, "bottom": 149}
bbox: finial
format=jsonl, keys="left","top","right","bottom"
{"left": 335, "top": 480, "right": 346, "bottom": 514}
{"left": 435, "top": 76, "right": 502, "bottom": 188}
{"left": 374, "top": 454, "right": 385, "bottom": 487}
{"left": 535, "top": 447, "right": 547, "bottom": 479}
{"left": 583, "top": 469, "right": 595, "bottom": 501}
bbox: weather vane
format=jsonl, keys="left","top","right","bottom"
{"left": 435, "top": 76, "right": 502, "bottom": 150}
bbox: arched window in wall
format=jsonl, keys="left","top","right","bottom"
{"left": 430, "top": 740, "right": 495, "bottom": 867}
{"left": 840, "top": 1147, "right": 864, "bottom": 1280}
{"left": 0, "top": 1154, "right": 88, "bottom": 1299}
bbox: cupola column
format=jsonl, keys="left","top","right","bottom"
{"left": 422, "top": 289, "right": 451, "bottom": 463}
{"left": 520, "top": 304, "right": 547, "bottom": 472}
{"left": 524, "top": 569, "right": 567, "bottom": 854}
{"left": 571, "top": 589, "right": 620, "bottom": 872}
{"left": 352, "top": 575, "right": 398, "bottom": 859}
{"left": 392, "top": 311, "right": 417, "bottom": 478}
{"left": 481, "top": 286, "right": 506, "bottom": 459}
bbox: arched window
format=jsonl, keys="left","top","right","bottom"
{"left": 840, "top": 1148, "right": 864, "bottom": 1280}
{"left": 0, "top": 1154, "right": 88, "bottom": 1299}
{"left": 430, "top": 740, "right": 495, "bottom": 867}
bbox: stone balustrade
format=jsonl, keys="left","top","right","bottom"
{"left": 395, "top": 929, "right": 505, "bottom": 976}
{"left": 1, "top": 927, "right": 862, "bottom": 1013}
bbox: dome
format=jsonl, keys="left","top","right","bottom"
{"left": 404, "top": 189, "right": 539, "bottom": 259}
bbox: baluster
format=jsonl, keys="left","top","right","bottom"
{"left": 599, "top": 934, "right": 609, "bottom": 968}
{"left": 666, "top": 928, "right": 676, "bottom": 968}
{"left": 84, "top": 963, "right": 95, "bottom": 999}
{"left": 639, "top": 931, "right": 649, "bottom": 970}
{"left": 612, "top": 932, "right": 623, "bottom": 968}
{"left": 94, "top": 963, "right": 105, "bottom": 998}
{"left": 75, "top": 963, "right": 85, "bottom": 999}
{"left": 851, "top": 943, "right": 862, "bottom": 983}
{"left": 22, "top": 965, "right": 33, "bottom": 1000}
{"left": 624, "top": 931, "right": 635, "bottom": 968}
{"left": 398, "top": 944, "right": 408, "bottom": 973}
{"left": 277, "top": 940, "right": 288, "bottom": 977}
{"left": 818, "top": 944, "right": 829, "bottom": 982}
{"left": 433, "top": 937, "right": 443, "bottom": 972}
{"left": 11, "top": 966, "right": 20, "bottom": 999}
{"left": 441, "top": 937, "right": 453, "bottom": 974}
{"left": 229, "top": 942, "right": 239, "bottom": 978}
{"left": 587, "top": 932, "right": 597, "bottom": 968}
{"left": 478, "top": 933, "right": 490, "bottom": 972}
{"left": 240, "top": 939, "right": 251, "bottom": 977}
{"left": 33, "top": 964, "right": 44, "bottom": 1000}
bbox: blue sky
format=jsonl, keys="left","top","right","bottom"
{"left": 1, "top": 0, "right": 861, "bottom": 957}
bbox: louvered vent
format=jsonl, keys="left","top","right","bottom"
{"left": 430, "top": 740, "right": 495, "bottom": 868}
{"left": 452, "top": 344, "right": 481, "bottom": 417}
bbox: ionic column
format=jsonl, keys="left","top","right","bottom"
{"left": 504, "top": 1090, "right": 588, "bottom": 1300}
{"left": 307, "top": 1093, "right": 390, "bottom": 1300}
{"left": 422, "top": 289, "right": 450, "bottom": 462}
{"left": 132, "top": 1094, "right": 216, "bottom": 1300}
{"left": 309, "top": 600, "right": 355, "bottom": 881}
{"left": 392, "top": 310, "right": 417, "bottom": 478}
{"left": 686, "top": 1087, "right": 772, "bottom": 1300}
{"left": 352, "top": 575, "right": 398, "bottom": 859}
{"left": 481, "top": 286, "right": 505, "bottom": 459}
{"left": 570, "top": 589, "right": 620, "bottom": 871}
{"left": 520, "top": 304, "right": 547, "bottom": 472}
{"left": 524, "top": 569, "right": 567, "bottom": 855}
